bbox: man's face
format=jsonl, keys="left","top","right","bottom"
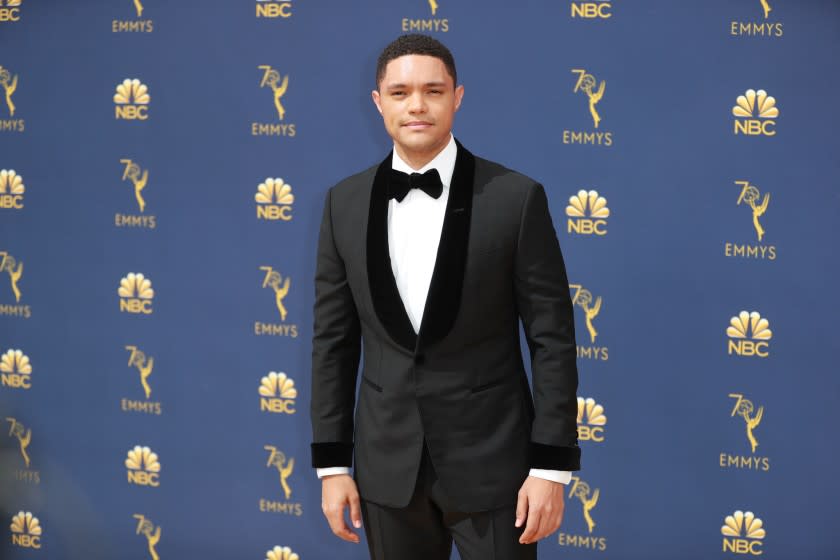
{"left": 372, "top": 54, "right": 464, "bottom": 165}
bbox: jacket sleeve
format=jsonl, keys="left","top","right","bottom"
{"left": 310, "top": 188, "right": 361, "bottom": 468}
{"left": 513, "top": 183, "right": 581, "bottom": 471}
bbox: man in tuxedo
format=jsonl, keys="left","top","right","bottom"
{"left": 310, "top": 34, "right": 580, "bottom": 560}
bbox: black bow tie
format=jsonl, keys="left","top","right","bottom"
{"left": 388, "top": 168, "right": 443, "bottom": 202}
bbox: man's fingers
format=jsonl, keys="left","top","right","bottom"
{"left": 514, "top": 490, "right": 528, "bottom": 528}
{"left": 325, "top": 502, "right": 360, "bottom": 543}
{"left": 519, "top": 503, "right": 541, "bottom": 544}
{"left": 349, "top": 493, "right": 363, "bottom": 529}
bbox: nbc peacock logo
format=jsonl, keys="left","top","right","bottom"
{"left": 0, "top": 1, "right": 23, "bottom": 23}
{"left": 10, "top": 511, "right": 41, "bottom": 549}
{"left": 727, "top": 311, "right": 771, "bottom": 358}
{"left": 721, "top": 510, "right": 765, "bottom": 555}
{"left": 0, "top": 169, "right": 24, "bottom": 209}
{"left": 126, "top": 445, "right": 160, "bottom": 487}
{"left": 576, "top": 397, "right": 606, "bottom": 442}
{"left": 259, "top": 371, "right": 297, "bottom": 414}
{"left": 566, "top": 189, "right": 609, "bottom": 235}
{"left": 1, "top": 348, "right": 31, "bottom": 389}
{"left": 256, "top": 177, "right": 294, "bottom": 221}
{"left": 733, "top": 89, "right": 778, "bottom": 136}
{"left": 114, "top": 78, "right": 150, "bottom": 120}
{"left": 266, "top": 546, "right": 300, "bottom": 560}
{"left": 255, "top": 0, "right": 294, "bottom": 19}
{"left": 119, "top": 272, "right": 154, "bottom": 314}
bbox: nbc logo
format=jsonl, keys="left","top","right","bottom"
{"left": 256, "top": 0, "right": 293, "bottom": 19}
{"left": 133, "top": 514, "right": 161, "bottom": 559}
{"left": 0, "top": 1, "right": 22, "bottom": 23}
{"left": 566, "top": 189, "right": 609, "bottom": 235}
{"left": 126, "top": 445, "right": 160, "bottom": 487}
{"left": 733, "top": 89, "right": 778, "bottom": 136}
{"left": 119, "top": 272, "right": 154, "bottom": 314}
{"left": 259, "top": 371, "right": 297, "bottom": 414}
{"left": 114, "top": 78, "right": 150, "bottom": 120}
{"left": 401, "top": 0, "right": 448, "bottom": 33}
{"left": 10, "top": 511, "right": 41, "bottom": 549}
{"left": 1, "top": 348, "right": 31, "bottom": 389}
{"left": 570, "top": 0, "right": 612, "bottom": 19}
{"left": 727, "top": 311, "right": 772, "bottom": 358}
{"left": 721, "top": 510, "right": 765, "bottom": 555}
{"left": 577, "top": 397, "right": 606, "bottom": 442}
{"left": 256, "top": 177, "right": 294, "bottom": 221}
{"left": 266, "top": 546, "right": 300, "bottom": 560}
{"left": 0, "top": 169, "right": 24, "bottom": 209}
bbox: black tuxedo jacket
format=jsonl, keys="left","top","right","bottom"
{"left": 310, "top": 140, "right": 580, "bottom": 511}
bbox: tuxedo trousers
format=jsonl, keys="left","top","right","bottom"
{"left": 359, "top": 443, "right": 537, "bottom": 560}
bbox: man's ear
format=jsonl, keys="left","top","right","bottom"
{"left": 371, "top": 90, "right": 383, "bottom": 115}
{"left": 454, "top": 84, "right": 464, "bottom": 112}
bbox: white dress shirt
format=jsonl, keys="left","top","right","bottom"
{"left": 318, "top": 135, "right": 570, "bottom": 486}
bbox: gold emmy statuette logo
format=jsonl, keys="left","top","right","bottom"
{"left": 734, "top": 181, "right": 769, "bottom": 241}
{"left": 566, "top": 190, "right": 609, "bottom": 235}
{"left": 259, "top": 66, "right": 289, "bottom": 121}
{"left": 729, "top": 393, "right": 763, "bottom": 454}
{"left": 428, "top": 0, "right": 438, "bottom": 15}
{"left": 5, "top": 417, "right": 31, "bottom": 468}
{"left": 0, "top": 169, "right": 24, "bottom": 209}
{"left": 0, "top": 251, "right": 23, "bottom": 303}
{"left": 401, "top": 0, "right": 448, "bottom": 33}
{"left": 0, "top": 65, "right": 18, "bottom": 116}
{"left": 758, "top": 0, "right": 771, "bottom": 19}
{"left": 256, "top": 177, "right": 294, "bottom": 221}
{"left": 126, "top": 345, "right": 154, "bottom": 398}
{"left": 265, "top": 445, "right": 295, "bottom": 499}
{"left": 132, "top": 0, "right": 143, "bottom": 17}
{"left": 255, "top": 0, "right": 294, "bottom": 18}
{"left": 266, "top": 546, "right": 300, "bottom": 560}
{"left": 568, "top": 476, "right": 599, "bottom": 534}
{"left": 1, "top": 348, "right": 31, "bottom": 389}
{"left": 0, "top": 0, "right": 23, "bottom": 23}
{"left": 10, "top": 511, "right": 41, "bottom": 549}
{"left": 572, "top": 69, "right": 605, "bottom": 129}
{"left": 259, "top": 371, "right": 298, "bottom": 413}
{"left": 722, "top": 510, "right": 765, "bottom": 555}
{"left": 577, "top": 397, "right": 606, "bottom": 442}
{"left": 727, "top": 311, "right": 772, "bottom": 357}
{"left": 114, "top": 79, "right": 150, "bottom": 120}
{"left": 133, "top": 514, "right": 161, "bottom": 560}
{"left": 119, "top": 272, "right": 154, "bottom": 314}
{"left": 260, "top": 266, "right": 290, "bottom": 321}
{"left": 112, "top": 0, "right": 153, "bottom": 32}
{"left": 570, "top": 0, "right": 612, "bottom": 19}
{"left": 733, "top": 89, "right": 778, "bottom": 136}
{"left": 120, "top": 159, "right": 149, "bottom": 213}
{"left": 126, "top": 445, "right": 161, "bottom": 486}
{"left": 570, "top": 284, "right": 602, "bottom": 344}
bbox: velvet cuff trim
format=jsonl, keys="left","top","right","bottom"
{"left": 311, "top": 442, "right": 353, "bottom": 468}
{"left": 529, "top": 442, "right": 581, "bottom": 471}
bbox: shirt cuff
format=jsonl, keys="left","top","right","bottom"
{"left": 316, "top": 467, "right": 351, "bottom": 479}
{"left": 529, "top": 468, "right": 572, "bottom": 485}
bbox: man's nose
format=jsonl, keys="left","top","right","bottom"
{"left": 407, "top": 92, "right": 426, "bottom": 113}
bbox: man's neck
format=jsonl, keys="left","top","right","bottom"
{"left": 394, "top": 139, "right": 450, "bottom": 171}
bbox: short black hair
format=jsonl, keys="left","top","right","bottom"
{"left": 375, "top": 34, "right": 457, "bottom": 89}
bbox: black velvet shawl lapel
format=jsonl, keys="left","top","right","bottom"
{"left": 366, "top": 141, "right": 476, "bottom": 353}
{"left": 367, "top": 153, "right": 418, "bottom": 351}
{"left": 418, "top": 140, "right": 475, "bottom": 349}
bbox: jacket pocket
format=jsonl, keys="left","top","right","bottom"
{"left": 361, "top": 376, "right": 383, "bottom": 393}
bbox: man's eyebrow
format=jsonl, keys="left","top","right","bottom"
{"left": 384, "top": 81, "right": 448, "bottom": 90}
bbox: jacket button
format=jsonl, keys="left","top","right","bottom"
{"left": 415, "top": 354, "right": 425, "bottom": 365}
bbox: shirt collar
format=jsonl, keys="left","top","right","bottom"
{"left": 390, "top": 134, "right": 457, "bottom": 188}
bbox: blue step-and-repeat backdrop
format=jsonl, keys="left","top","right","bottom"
{"left": 1, "top": 1, "right": 839, "bottom": 559}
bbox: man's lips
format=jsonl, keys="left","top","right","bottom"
{"left": 402, "top": 121, "right": 433, "bottom": 129}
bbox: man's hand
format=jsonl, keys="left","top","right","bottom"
{"left": 321, "top": 474, "right": 362, "bottom": 543}
{"left": 515, "top": 475, "right": 565, "bottom": 544}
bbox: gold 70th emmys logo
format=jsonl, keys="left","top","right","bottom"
{"left": 1, "top": 348, "right": 31, "bottom": 389}
{"left": 0, "top": 251, "right": 23, "bottom": 302}
{"left": 126, "top": 345, "right": 154, "bottom": 399}
{"left": 10, "top": 511, "right": 41, "bottom": 549}
{"left": 260, "top": 266, "right": 290, "bottom": 321}
{"left": 133, "top": 514, "right": 161, "bottom": 560}
{"left": 121, "top": 159, "right": 149, "bottom": 213}
{"left": 6, "top": 417, "right": 31, "bottom": 468}
{"left": 570, "top": 284, "right": 601, "bottom": 344}
{"left": 569, "top": 475, "right": 599, "bottom": 533}
{"left": 729, "top": 393, "right": 763, "bottom": 454}
{"left": 572, "top": 69, "right": 605, "bottom": 128}
{"left": 259, "top": 65, "right": 289, "bottom": 121}
{"left": 0, "top": 65, "right": 18, "bottom": 116}
{"left": 265, "top": 445, "right": 295, "bottom": 499}
{"left": 734, "top": 181, "right": 769, "bottom": 242}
